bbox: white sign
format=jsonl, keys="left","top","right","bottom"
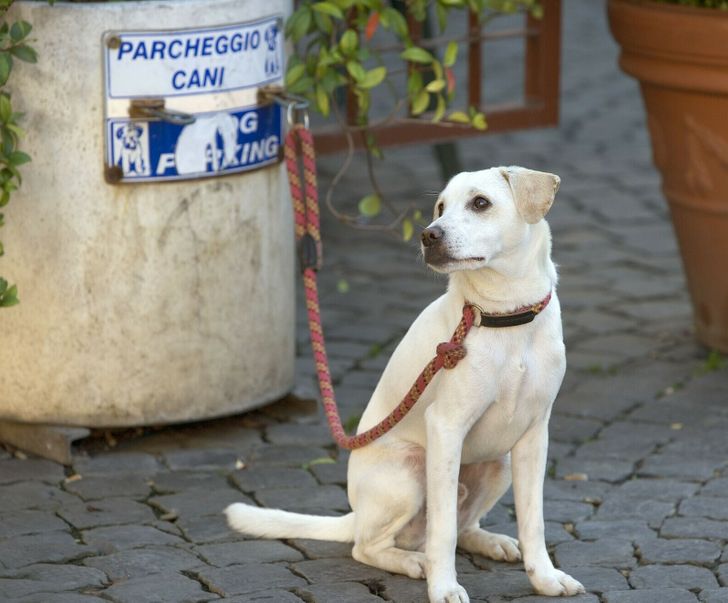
{"left": 105, "top": 17, "right": 284, "bottom": 99}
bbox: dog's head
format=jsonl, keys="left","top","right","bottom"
{"left": 117, "top": 124, "right": 143, "bottom": 150}
{"left": 421, "top": 166, "right": 560, "bottom": 273}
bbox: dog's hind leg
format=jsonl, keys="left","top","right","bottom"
{"left": 349, "top": 448, "right": 428, "bottom": 579}
{"left": 456, "top": 456, "right": 521, "bottom": 563}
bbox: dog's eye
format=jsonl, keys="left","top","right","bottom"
{"left": 471, "top": 196, "right": 492, "bottom": 211}
{"left": 437, "top": 203, "right": 444, "bottom": 217}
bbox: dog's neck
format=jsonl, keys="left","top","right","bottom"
{"left": 447, "top": 221, "right": 557, "bottom": 314}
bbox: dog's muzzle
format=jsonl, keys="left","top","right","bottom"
{"left": 421, "top": 226, "right": 453, "bottom": 266}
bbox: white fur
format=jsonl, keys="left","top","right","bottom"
{"left": 225, "top": 167, "right": 585, "bottom": 602}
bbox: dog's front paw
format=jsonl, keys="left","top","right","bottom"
{"left": 529, "top": 568, "right": 585, "bottom": 597}
{"left": 428, "top": 582, "right": 470, "bottom": 603}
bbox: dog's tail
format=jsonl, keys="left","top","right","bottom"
{"left": 225, "top": 502, "right": 356, "bottom": 542}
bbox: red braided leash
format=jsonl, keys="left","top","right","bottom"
{"left": 285, "top": 124, "right": 476, "bottom": 450}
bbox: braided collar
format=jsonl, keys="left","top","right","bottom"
{"left": 468, "top": 291, "right": 552, "bottom": 328}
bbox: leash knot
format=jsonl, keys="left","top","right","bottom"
{"left": 436, "top": 341, "right": 466, "bottom": 369}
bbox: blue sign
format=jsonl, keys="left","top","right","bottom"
{"left": 106, "top": 103, "right": 282, "bottom": 183}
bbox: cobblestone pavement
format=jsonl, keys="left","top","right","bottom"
{"left": 2, "top": 2, "right": 728, "bottom": 602}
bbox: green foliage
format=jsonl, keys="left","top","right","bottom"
{"left": 0, "top": 10, "right": 35, "bottom": 308}
{"left": 285, "top": 0, "right": 541, "bottom": 232}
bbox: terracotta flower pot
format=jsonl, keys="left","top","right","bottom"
{"left": 608, "top": 0, "right": 728, "bottom": 352}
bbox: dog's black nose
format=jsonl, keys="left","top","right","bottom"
{"left": 421, "top": 226, "right": 444, "bottom": 247}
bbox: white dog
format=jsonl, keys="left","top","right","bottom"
{"left": 226, "top": 167, "right": 585, "bottom": 602}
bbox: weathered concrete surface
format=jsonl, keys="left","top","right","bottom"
{"left": 0, "top": 0, "right": 295, "bottom": 426}
{"left": 0, "top": 1, "right": 727, "bottom": 601}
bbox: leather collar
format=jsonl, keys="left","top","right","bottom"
{"left": 468, "top": 291, "right": 552, "bottom": 328}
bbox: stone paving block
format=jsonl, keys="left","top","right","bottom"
{"left": 603, "top": 589, "right": 698, "bottom": 603}
{"left": 0, "top": 481, "right": 79, "bottom": 512}
{"left": 613, "top": 478, "right": 698, "bottom": 501}
{"left": 194, "top": 540, "right": 303, "bottom": 566}
{"left": 163, "top": 448, "right": 241, "bottom": 471}
{"left": 638, "top": 455, "right": 724, "bottom": 481}
{"left": 246, "top": 445, "right": 333, "bottom": 468}
{"left": 554, "top": 538, "right": 635, "bottom": 568}
{"left": 149, "top": 488, "right": 251, "bottom": 519}
{"left": 575, "top": 520, "right": 655, "bottom": 542}
{"left": 701, "top": 589, "right": 728, "bottom": 603}
{"left": 256, "top": 485, "right": 350, "bottom": 514}
{"left": 11, "top": 594, "right": 109, "bottom": 603}
{"left": 556, "top": 458, "right": 634, "bottom": 483}
{"left": 595, "top": 496, "right": 674, "bottom": 528}
{"left": 543, "top": 479, "right": 612, "bottom": 504}
{"left": 0, "top": 510, "right": 68, "bottom": 538}
{"left": 194, "top": 562, "right": 306, "bottom": 597}
{"left": 0, "top": 563, "right": 107, "bottom": 599}
{"left": 661, "top": 517, "right": 728, "bottom": 541}
{"left": 483, "top": 521, "right": 573, "bottom": 546}
{"left": 62, "top": 474, "right": 151, "bottom": 501}
{"left": 231, "top": 466, "right": 317, "bottom": 492}
{"left": 73, "top": 452, "right": 161, "bottom": 476}
{"left": 701, "top": 478, "right": 728, "bottom": 497}
{"left": 0, "top": 459, "right": 64, "bottom": 485}
{"left": 266, "top": 423, "right": 341, "bottom": 448}
{"left": 221, "top": 592, "right": 303, "bottom": 602}
{"left": 58, "top": 498, "right": 156, "bottom": 529}
{"left": 568, "top": 566, "right": 629, "bottom": 593}
{"left": 0, "top": 531, "right": 90, "bottom": 569}
{"left": 543, "top": 499, "right": 595, "bottom": 523}
{"left": 289, "top": 539, "right": 352, "bottom": 559}
{"left": 176, "top": 514, "right": 241, "bottom": 544}
{"left": 292, "top": 558, "right": 391, "bottom": 584}
{"left": 459, "top": 570, "right": 535, "bottom": 599}
{"left": 719, "top": 564, "right": 728, "bottom": 586}
{"left": 637, "top": 538, "right": 721, "bottom": 566}
{"left": 83, "top": 546, "right": 203, "bottom": 581}
{"left": 680, "top": 496, "right": 728, "bottom": 521}
{"left": 380, "top": 574, "right": 429, "bottom": 603}
{"left": 489, "top": 596, "right": 599, "bottom": 603}
{"left": 297, "top": 581, "right": 384, "bottom": 603}
{"left": 82, "top": 524, "right": 185, "bottom": 554}
{"left": 629, "top": 564, "right": 718, "bottom": 590}
{"left": 549, "top": 416, "right": 603, "bottom": 445}
{"left": 310, "top": 461, "right": 349, "bottom": 485}
{"left": 101, "top": 571, "right": 219, "bottom": 603}
{"left": 148, "top": 471, "right": 230, "bottom": 494}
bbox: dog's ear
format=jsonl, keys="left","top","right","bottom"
{"left": 500, "top": 166, "right": 560, "bottom": 224}
{"left": 116, "top": 127, "right": 125, "bottom": 139}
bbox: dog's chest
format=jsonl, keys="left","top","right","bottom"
{"left": 459, "top": 332, "right": 565, "bottom": 463}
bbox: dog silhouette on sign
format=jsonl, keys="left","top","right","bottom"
{"left": 264, "top": 23, "right": 280, "bottom": 76}
{"left": 115, "top": 123, "right": 147, "bottom": 175}
{"left": 174, "top": 112, "right": 239, "bottom": 175}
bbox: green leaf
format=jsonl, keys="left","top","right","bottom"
{"left": 448, "top": 111, "right": 470, "bottom": 124}
{"left": 402, "top": 218, "right": 414, "bottom": 242}
{"left": 286, "top": 8, "right": 312, "bottom": 43}
{"left": 358, "top": 66, "right": 386, "bottom": 89}
{"left": 381, "top": 8, "right": 408, "bottom": 38}
{"left": 0, "top": 283, "right": 18, "bottom": 307}
{"left": 433, "top": 94, "right": 446, "bottom": 122}
{"left": 337, "top": 278, "right": 350, "bottom": 294}
{"left": 312, "top": 2, "right": 344, "bottom": 19}
{"left": 10, "top": 44, "right": 37, "bottom": 64}
{"left": 0, "top": 277, "right": 6, "bottom": 295}
{"left": 340, "top": 29, "right": 358, "bottom": 55}
{"left": 9, "top": 21, "right": 31, "bottom": 42}
{"left": 301, "top": 456, "right": 335, "bottom": 470}
{"left": 0, "top": 95, "right": 11, "bottom": 123}
{"left": 315, "top": 84, "right": 330, "bottom": 116}
{"left": 285, "top": 63, "right": 307, "bottom": 87}
{"left": 425, "top": 79, "right": 446, "bottom": 93}
{"left": 8, "top": 151, "right": 30, "bottom": 166}
{"left": 0, "top": 52, "right": 11, "bottom": 87}
{"left": 407, "top": 71, "right": 423, "bottom": 97}
{"left": 411, "top": 89, "right": 429, "bottom": 115}
{"left": 358, "top": 193, "right": 381, "bottom": 217}
{"left": 444, "top": 41, "right": 458, "bottom": 67}
{"left": 346, "top": 60, "right": 366, "bottom": 82}
{"left": 400, "top": 46, "right": 434, "bottom": 64}
{"left": 436, "top": 3, "right": 448, "bottom": 32}
{"left": 471, "top": 112, "right": 487, "bottom": 130}
{"left": 287, "top": 75, "right": 314, "bottom": 94}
